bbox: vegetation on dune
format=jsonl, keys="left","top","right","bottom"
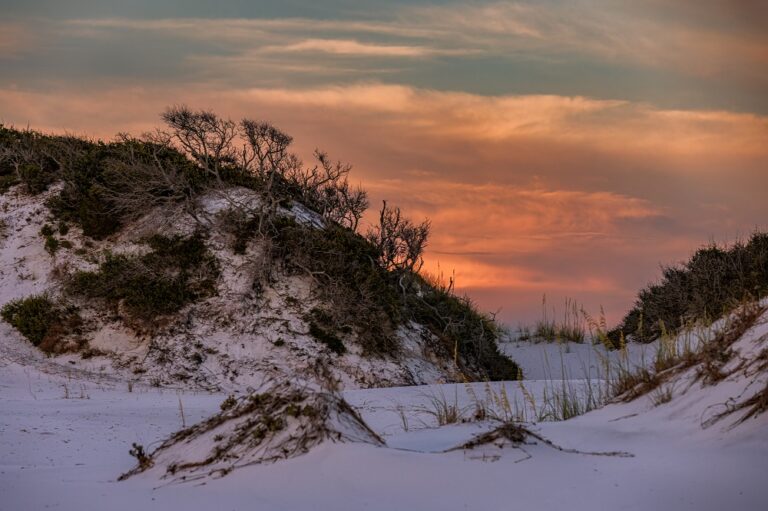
{"left": 258, "top": 214, "right": 517, "bottom": 378}
{"left": 609, "top": 233, "right": 768, "bottom": 345}
{"left": 67, "top": 234, "right": 219, "bottom": 323}
{"left": 1, "top": 295, "right": 61, "bottom": 346}
{"left": 47, "top": 136, "right": 206, "bottom": 239}
{"left": 0, "top": 126, "right": 60, "bottom": 194}
{"left": 1, "top": 294, "right": 82, "bottom": 352}
{"left": 0, "top": 108, "right": 518, "bottom": 379}
{"left": 405, "top": 272, "right": 518, "bottom": 380}
{"left": 273, "top": 218, "right": 399, "bottom": 356}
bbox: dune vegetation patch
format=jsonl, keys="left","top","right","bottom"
{"left": 0, "top": 108, "right": 518, "bottom": 380}
{"left": 609, "top": 233, "right": 768, "bottom": 345}
{"left": 67, "top": 234, "right": 219, "bottom": 324}
{"left": 120, "top": 379, "right": 384, "bottom": 482}
{"left": 1, "top": 294, "right": 84, "bottom": 353}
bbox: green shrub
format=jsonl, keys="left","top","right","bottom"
{"left": 405, "top": 274, "right": 519, "bottom": 381}
{"left": 46, "top": 143, "right": 125, "bottom": 239}
{"left": 1, "top": 295, "right": 60, "bottom": 346}
{"left": 610, "top": 232, "right": 768, "bottom": 344}
{"left": 68, "top": 234, "right": 219, "bottom": 322}
{"left": 18, "top": 162, "right": 56, "bottom": 194}
{"left": 0, "top": 126, "right": 59, "bottom": 195}
{"left": 44, "top": 235, "right": 59, "bottom": 255}
{"left": 308, "top": 321, "right": 347, "bottom": 355}
{"left": 40, "top": 224, "right": 55, "bottom": 237}
{"left": 0, "top": 174, "right": 19, "bottom": 193}
{"left": 267, "top": 217, "right": 518, "bottom": 379}
{"left": 272, "top": 218, "right": 400, "bottom": 355}
{"left": 45, "top": 137, "right": 206, "bottom": 239}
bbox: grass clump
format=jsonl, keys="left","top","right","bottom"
{"left": 523, "top": 295, "right": 587, "bottom": 343}
{"left": 611, "top": 302, "right": 765, "bottom": 407}
{"left": 609, "top": 232, "right": 768, "bottom": 345}
{"left": 68, "top": 234, "right": 219, "bottom": 322}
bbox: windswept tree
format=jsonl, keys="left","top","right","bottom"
{"left": 287, "top": 151, "right": 368, "bottom": 231}
{"left": 161, "top": 106, "right": 239, "bottom": 184}
{"left": 241, "top": 119, "right": 293, "bottom": 179}
{"left": 161, "top": 106, "right": 368, "bottom": 231}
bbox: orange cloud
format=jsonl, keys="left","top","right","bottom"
{"left": 365, "top": 181, "right": 669, "bottom": 290}
{"left": 0, "top": 83, "right": 765, "bottom": 324}
{"left": 2, "top": 84, "right": 765, "bottom": 159}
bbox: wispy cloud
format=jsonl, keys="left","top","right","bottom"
{"left": 262, "top": 38, "right": 467, "bottom": 58}
{"left": 4, "top": 8, "right": 760, "bottom": 115}
{"left": 405, "top": 1, "right": 768, "bottom": 81}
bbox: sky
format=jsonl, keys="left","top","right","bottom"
{"left": 1, "top": 0, "right": 767, "bottom": 326}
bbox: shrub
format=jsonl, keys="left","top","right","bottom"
{"left": 46, "top": 143, "right": 124, "bottom": 238}
{"left": 366, "top": 200, "right": 430, "bottom": 273}
{"left": 44, "top": 235, "right": 59, "bottom": 255}
{"left": 1, "top": 295, "right": 61, "bottom": 346}
{"left": 40, "top": 224, "right": 55, "bottom": 237}
{"left": 68, "top": 234, "right": 219, "bottom": 322}
{"left": 267, "top": 217, "right": 518, "bottom": 379}
{"left": 271, "top": 218, "right": 400, "bottom": 356}
{"left": 0, "top": 126, "right": 59, "bottom": 194}
{"left": 0, "top": 174, "right": 19, "bottom": 193}
{"left": 609, "top": 232, "right": 768, "bottom": 344}
{"left": 45, "top": 135, "right": 206, "bottom": 239}
{"left": 308, "top": 321, "right": 347, "bottom": 355}
{"left": 405, "top": 274, "right": 519, "bottom": 381}
{"left": 18, "top": 162, "right": 57, "bottom": 194}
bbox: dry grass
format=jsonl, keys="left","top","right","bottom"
{"left": 416, "top": 387, "right": 466, "bottom": 426}
{"left": 526, "top": 295, "right": 587, "bottom": 343}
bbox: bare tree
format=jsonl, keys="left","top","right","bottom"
{"left": 287, "top": 151, "right": 368, "bottom": 231}
{"left": 240, "top": 120, "right": 293, "bottom": 179}
{"left": 161, "top": 106, "right": 238, "bottom": 184}
{"left": 366, "top": 201, "right": 430, "bottom": 273}
{"left": 157, "top": 107, "right": 370, "bottom": 232}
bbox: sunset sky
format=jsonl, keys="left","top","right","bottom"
{"left": 1, "top": 1, "right": 767, "bottom": 326}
